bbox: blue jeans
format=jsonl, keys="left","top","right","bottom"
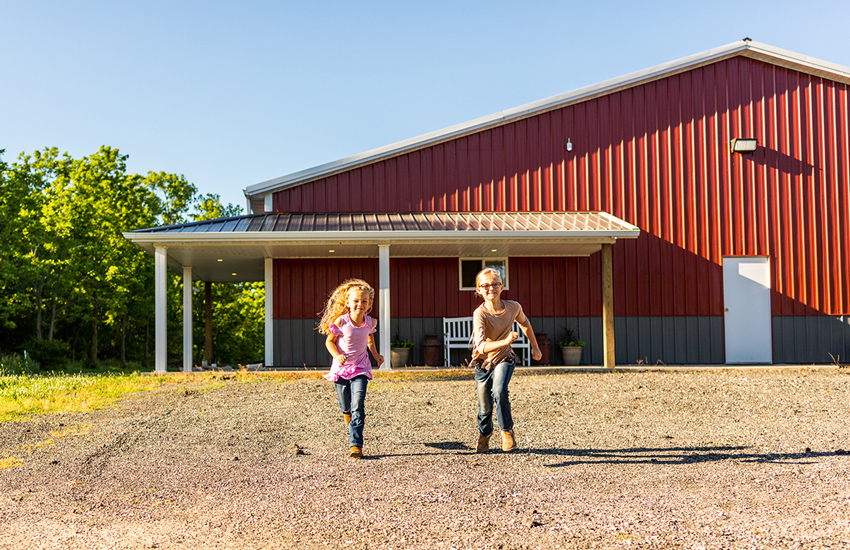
{"left": 475, "top": 357, "right": 515, "bottom": 436}
{"left": 334, "top": 375, "right": 368, "bottom": 447}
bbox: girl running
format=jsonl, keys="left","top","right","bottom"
{"left": 318, "top": 279, "right": 384, "bottom": 458}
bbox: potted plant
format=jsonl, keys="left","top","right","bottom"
{"left": 557, "top": 328, "right": 585, "bottom": 366}
{"left": 390, "top": 337, "right": 414, "bottom": 368}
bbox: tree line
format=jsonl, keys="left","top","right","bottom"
{"left": 0, "top": 146, "right": 263, "bottom": 370}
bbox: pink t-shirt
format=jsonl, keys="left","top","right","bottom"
{"left": 323, "top": 313, "right": 376, "bottom": 381}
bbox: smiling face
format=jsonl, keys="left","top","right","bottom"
{"left": 476, "top": 271, "right": 503, "bottom": 301}
{"left": 346, "top": 289, "right": 372, "bottom": 317}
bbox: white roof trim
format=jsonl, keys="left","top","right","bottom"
{"left": 124, "top": 228, "right": 640, "bottom": 245}
{"left": 244, "top": 40, "right": 850, "bottom": 199}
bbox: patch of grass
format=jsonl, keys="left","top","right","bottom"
{"left": 1, "top": 423, "right": 91, "bottom": 470}
{"left": 0, "top": 372, "right": 175, "bottom": 422}
{"left": 0, "top": 456, "right": 23, "bottom": 469}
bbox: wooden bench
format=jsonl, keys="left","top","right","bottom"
{"left": 442, "top": 316, "right": 531, "bottom": 367}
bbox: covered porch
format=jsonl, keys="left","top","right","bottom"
{"left": 123, "top": 211, "right": 639, "bottom": 372}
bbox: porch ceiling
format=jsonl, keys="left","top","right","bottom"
{"left": 123, "top": 211, "right": 639, "bottom": 282}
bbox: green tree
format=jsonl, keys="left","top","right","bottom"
{"left": 193, "top": 193, "right": 243, "bottom": 221}
{"left": 0, "top": 146, "right": 262, "bottom": 369}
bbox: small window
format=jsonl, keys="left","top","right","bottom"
{"left": 459, "top": 258, "right": 509, "bottom": 290}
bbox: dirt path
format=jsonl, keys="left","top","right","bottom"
{"left": 1, "top": 368, "right": 849, "bottom": 549}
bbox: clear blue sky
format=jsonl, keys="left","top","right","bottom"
{"left": 3, "top": 0, "right": 849, "bottom": 213}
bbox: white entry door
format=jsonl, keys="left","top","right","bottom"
{"left": 723, "top": 256, "right": 772, "bottom": 364}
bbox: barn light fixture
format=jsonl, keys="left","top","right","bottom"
{"left": 565, "top": 138, "right": 573, "bottom": 152}
{"left": 731, "top": 138, "right": 758, "bottom": 154}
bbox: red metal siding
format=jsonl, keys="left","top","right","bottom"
{"left": 276, "top": 257, "right": 600, "bottom": 319}
{"left": 274, "top": 56, "right": 850, "bottom": 317}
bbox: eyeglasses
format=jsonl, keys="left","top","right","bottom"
{"left": 478, "top": 283, "right": 502, "bottom": 289}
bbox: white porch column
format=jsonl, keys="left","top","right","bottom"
{"left": 182, "top": 265, "right": 193, "bottom": 372}
{"left": 378, "top": 245, "right": 391, "bottom": 371}
{"left": 154, "top": 246, "right": 168, "bottom": 373}
{"left": 264, "top": 257, "right": 274, "bottom": 368}
{"left": 601, "top": 243, "right": 615, "bottom": 369}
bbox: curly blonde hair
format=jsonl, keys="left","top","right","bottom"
{"left": 317, "top": 278, "right": 376, "bottom": 335}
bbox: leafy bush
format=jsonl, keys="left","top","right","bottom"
{"left": 23, "top": 339, "right": 71, "bottom": 371}
{"left": 0, "top": 353, "right": 40, "bottom": 375}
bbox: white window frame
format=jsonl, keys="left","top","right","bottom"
{"left": 458, "top": 258, "right": 509, "bottom": 291}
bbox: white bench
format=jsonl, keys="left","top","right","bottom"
{"left": 442, "top": 316, "right": 531, "bottom": 367}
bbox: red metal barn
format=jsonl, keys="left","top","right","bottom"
{"left": 127, "top": 40, "right": 850, "bottom": 370}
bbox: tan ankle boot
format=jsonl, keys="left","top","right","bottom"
{"left": 476, "top": 433, "right": 491, "bottom": 453}
{"left": 344, "top": 413, "right": 352, "bottom": 426}
{"left": 349, "top": 446, "right": 363, "bottom": 458}
{"left": 502, "top": 429, "right": 517, "bottom": 452}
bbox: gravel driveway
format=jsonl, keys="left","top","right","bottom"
{"left": 1, "top": 367, "right": 849, "bottom": 549}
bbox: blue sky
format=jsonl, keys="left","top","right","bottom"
{"left": 3, "top": 0, "right": 850, "bottom": 213}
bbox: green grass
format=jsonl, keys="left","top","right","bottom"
{"left": 0, "top": 372, "right": 188, "bottom": 422}
{"left": 0, "top": 366, "right": 477, "bottom": 424}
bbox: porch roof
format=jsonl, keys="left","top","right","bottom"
{"left": 124, "top": 211, "right": 639, "bottom": 282}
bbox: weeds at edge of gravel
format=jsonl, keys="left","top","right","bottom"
{"left": 0, "top": 422, "right": 91, "bottom": 470}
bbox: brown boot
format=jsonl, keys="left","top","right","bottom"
{"left": 476, "top": 433, "right": 491, "bottom": 453}
{"left": 344, "top": 413, "right": 352, "bottom": 426}
{"left": 349, "top": 446, "right": 363, "bottom": 459}
{"left": 502, "top": 429, "right": 517, "bottom": 452}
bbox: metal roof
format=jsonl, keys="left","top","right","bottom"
{"left": 124, "top": 211, "right": 639, "bottom": 282}
{"left": 244, "top": 40, "right": 850, "bottom": 202}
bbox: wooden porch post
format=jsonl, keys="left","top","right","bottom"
{"left": 601, "top": 243, "right": 615, "bottom": 369}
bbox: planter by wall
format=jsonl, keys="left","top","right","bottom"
{"left": 391, "top": 347, "right": 412, "bottom": 368}
{"left": 560, "top": 346, "right": 582, "bottom": 366}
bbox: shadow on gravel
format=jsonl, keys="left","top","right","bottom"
{"left": 524, "top": 446, "right": 847, "bottom": 467}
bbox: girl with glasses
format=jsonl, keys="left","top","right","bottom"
{"left": 471, "top": 268, "right": 542, "bottom": 453}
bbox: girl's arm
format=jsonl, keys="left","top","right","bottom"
{"left": 516, "top": 312, "right": 543, "bottom": 361}
{"left": 325, "top": 333, "right": 347, "bottom": 364}
{"left": 368, "top": 318, "right": 384, "bottom": 366}
{"left": 325, "top": 317, "right": 347, "bottom": 364}
{"left": 473, "top": 310, "right": 518, "bottom": 354}
{"left": 477, "top": 333, "right": 519, "bottom": 354}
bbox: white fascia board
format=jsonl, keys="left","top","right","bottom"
{"left": 244, "top": 40, "right": 850, "bottom": 199}
{"left": 124, "top": 229, "right": 639, "bottom": 245}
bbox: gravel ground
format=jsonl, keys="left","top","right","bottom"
{"left": 1, "top": 367, "right": 849, "bottom": 550}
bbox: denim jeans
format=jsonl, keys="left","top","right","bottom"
{"left": 334, "top": 375, "right": 368, "bottom": 447}
{"left": 475, "top": 357, "right": 515, "bottom": 436}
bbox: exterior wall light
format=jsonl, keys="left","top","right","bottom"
{"left": 565, "top": 139, "right": 573, "bottom": 152}
{"left": 731, "top": 138, "right": 758, "bottom": 154}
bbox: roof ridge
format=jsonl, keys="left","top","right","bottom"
{"left": 244, "top": 40, "right": 850, "bottom": 201}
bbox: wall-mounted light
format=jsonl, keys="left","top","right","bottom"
{"left": 565, "top": 139, "right": 573, "bottom": 152}
{"left": 328, "top": 249, "right": 335, "bottom": 253}
{"left": 730, "top": 138, "right": 758, "bottom": 154}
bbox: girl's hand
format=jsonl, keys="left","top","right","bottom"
{"left": 336, "top": 354, "right": 347, "bottom": 365}
{"left": 531, "top": 346, "right": 542, "bottom": 361}
{"left": 375, "top": 354, "right": 384, "bottom": 366}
